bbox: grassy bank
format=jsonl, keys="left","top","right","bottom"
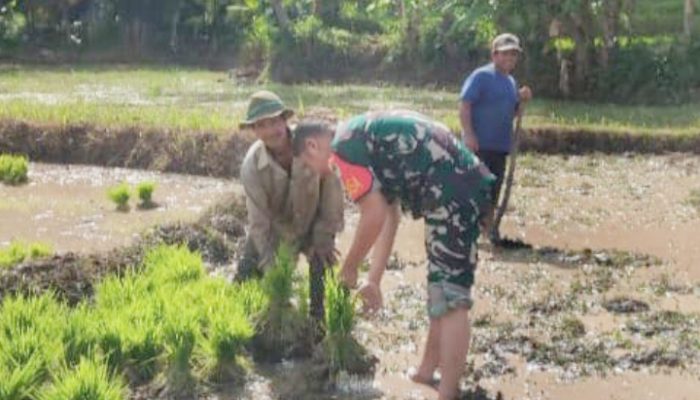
{"left": 1, "top": 65, "right": 698, "bottom": 137}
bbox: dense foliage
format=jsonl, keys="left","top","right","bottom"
{"left": 0, "top": 0, "right": 698, "bottom": 103}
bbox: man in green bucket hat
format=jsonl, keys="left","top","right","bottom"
{"left": 237, "top": 90, "right": 344, "bottom": 327}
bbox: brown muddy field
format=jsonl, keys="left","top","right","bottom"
{"left": 336, "top": 153, "right": 700, "bottom": 400}
{"left": 0, "top": 162, "right": 241, "bottom": 253}
{"left": 2, "top": 153, "right": 700, "bottom": 399}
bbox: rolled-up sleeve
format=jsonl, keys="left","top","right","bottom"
{"left": 241, "top": 161, "right": 277, "bottom": 269}
{"left": 310, "top": 172, "right": 345, "bottom": 251}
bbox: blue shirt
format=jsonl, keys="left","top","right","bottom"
{"left": 460, "top": 63, "right": 519, "bottom": 153}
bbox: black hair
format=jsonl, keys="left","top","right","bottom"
{"left": 291, "top": 120, "right": 334, "bottom": 156}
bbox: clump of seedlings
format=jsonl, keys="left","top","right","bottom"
{"left": 253, "top": 244, "right": 308, "bottom": 361}
{"left": 38, "top": 357, "right": 126, "bottom": 400}
{"left": 0, "top": 154, "right": 29, "bottom": 185}
{"left": 0, "top": 245, "right": 265, "bottom": 398}
{"left": 136, "top": 181, "right": 157, "bottom": 209}
{"left": 107, "top": 183, "right": 131, "bottom": 211}
{"left": 312, "top": 268, "right": 376, "bottom": 383}
{"left": 0, "top": 240, "right": 53, "bottom": 269}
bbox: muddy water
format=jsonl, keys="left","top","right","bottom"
{"left": 0, "top": 163, "right": 241, "bottom": 253}
{"left": 337, "top": 154, "right": 700, "bottom": 400}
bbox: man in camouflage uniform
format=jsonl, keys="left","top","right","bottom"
{"left": 238, "top": 91, "right": 344, "bottom": 327}
{"left": 292, "top": 110, "right": 494, "bottom": 400}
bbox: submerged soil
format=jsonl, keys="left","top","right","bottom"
{"left": 0, "top": 162, "right": 241, "bottom": 253}
{"left": 335, "top": 153, "right": 700, "bottom": 400}
{"left": 2, "top": 153, "right": 699, "bottom": 399}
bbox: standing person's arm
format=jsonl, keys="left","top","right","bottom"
{"left": 459, "top": 102, "right": 479, "bottom": 152}
{"left": 459, "top": 71, "right": 485, "bottom": 152}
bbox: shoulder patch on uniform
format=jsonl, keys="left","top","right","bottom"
{"left": 330, "top": 153, "right": 373, "bottom": 202}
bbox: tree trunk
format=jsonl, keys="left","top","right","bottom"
{"left": 169, "top": 4, "right": 182, "bottom": 54}
{"left": 599, "top": 0, "right": 621, "bottom": 70}
{"left": 568, "top": 0, "right": 595, "bottom": 95}
{"left": 684, "top": 0, "right": 695, "bottom": 41}
{"left": 271, "top": 0, "right": 291, "bottom": 32}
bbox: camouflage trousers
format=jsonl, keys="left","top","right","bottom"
{"left": 423, "top": 201, "right": 480, "bottom": 318}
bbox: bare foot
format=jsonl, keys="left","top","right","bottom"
{"left": 407, "top": 367, "right": 438, "bottom": 389}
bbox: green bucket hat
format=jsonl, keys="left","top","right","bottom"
{"left": 239, "top": 90, "right": 294, "bottom": 129}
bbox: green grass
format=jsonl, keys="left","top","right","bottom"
{"left": 0, "top": 65, "right": 698, "bottom": 137}
{"left": 0, "top": 241, "right": 53, "bottom": 269}
{"left": 106, "top": 183, "right": 130, "bottom": 211}
{"left": 0, "top": 154, "right": 29, "bottom": 185}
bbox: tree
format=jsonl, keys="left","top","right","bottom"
{"left": 684, "top": 0, "right": 695, "bottom": 41}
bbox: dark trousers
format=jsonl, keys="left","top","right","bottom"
{"left": 477, "top": 150, "right": 508, "bottom": 207}
{"left": 236, "top": 237, "right": 326, "bottom": 327}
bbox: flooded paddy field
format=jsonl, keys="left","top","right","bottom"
{"left": 0, "top": 162, "right": 241, "bottom": 253}
{"left": 1, "top": 153, "right": 699, "bottom": 399}
{"left": 336, "top": 153, "right": 700, "bottom": 400}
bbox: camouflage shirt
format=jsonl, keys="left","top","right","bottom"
{"left": 331, "top": 110, "right": 494, "bottom": 219}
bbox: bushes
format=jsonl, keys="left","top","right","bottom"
{"left": 591, "top": 42, "right": 699, "bottom": 104}
{"left": 0, "top": 154, "right": 28, "bottom": 185}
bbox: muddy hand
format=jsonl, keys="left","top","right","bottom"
{"left": 340, "top": 265, "right": 359, "bottom": 289}
{"left": 313, "top": 246, "right": 340, "bottom": 267}
{"left": 358, "top": 282, "right": 383, "bottom": 314}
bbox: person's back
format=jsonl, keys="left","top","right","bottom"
{"left": 333, "top": 110, "right": 492, "bottom": 219}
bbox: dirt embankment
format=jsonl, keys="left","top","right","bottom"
{"left": 1, "top": 120, "right": 699, "bottom": 179}
{"left": 0, "top": 120, "right": 255, "bottom": 178}
{"left": 523, "top": 127, "right": 700, "bottom": 154}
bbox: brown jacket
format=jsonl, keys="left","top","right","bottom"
{"left": 240, "top": 140, "right": 344, "bottom": 270}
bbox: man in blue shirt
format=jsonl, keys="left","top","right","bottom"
{"left": 459, "top": 33, "right": 532, "bottom": 239}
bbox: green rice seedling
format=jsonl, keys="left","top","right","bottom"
{"left": 93, "top": 273, "right": 164, "bottom": 381}
{"left": 107, "top": 183, "right": 131, "bottom": 211}
{"left": 0, "top": 154, "right": 29, "bottom": 185}
{"left": 0, "top": 241, "right": 53, "bottom": 269}
{"left": 94, "top": 273, "right": 148, "bottom": 311}
{"left": 38, "top": 357, "right": 126, "bottom": 400}
{"left": 231, "top": 279, "right": 268, "bottom": 319}
{"left": 0, "top": 294, "right": 67, "bottom": 392}
{"left": 142, "top": 245, "right": 204, "bottom": 286}
{"left": 255, "top": 244, "right": 307, "bottom": 360}
{"left": 0, "top": 353, "right": 45, "bottom": 400}
{"left": 196, "top": 303, "right": 254, "bottom": 383}
{"left": 62, "top": 304, "right": 99, "bottom": 367}
{"left": 313, "top": 268, "right": 376, "bottom": 379}
{"left": 136, "top": 181, "right": 156, "bottom": 208}
{"left": 161, "top": 299, "right": 199, "bottom": 397}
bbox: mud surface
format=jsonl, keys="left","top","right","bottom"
{"left": 335, "top": 153, "right": 700, "bottom": 400}
{"left": 0, "top": 162, "right": 241, "bottom": 253}
{"left": 2, "top": 153, "right": 700, "bottom": 399}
